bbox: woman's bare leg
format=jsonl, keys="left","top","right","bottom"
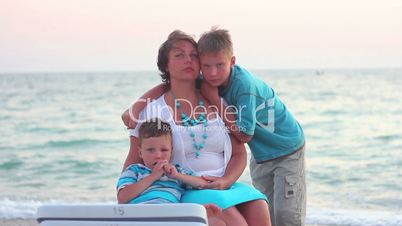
{"left": 208, "top": 216, "right": 226, "bottom": 226}
{"left": 204, "top": 204, "right": 222, "bottom": 217}
{"left": 219, "top": 206, "right": 248, "bottom": 226}
{"left": 237, "top": 200, "right": 271, "bottom": 226}
{"left": 204, "top": 204, "right": 225, "bottom": 226}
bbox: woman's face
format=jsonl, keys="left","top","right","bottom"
{"left": 166, "top": 40, "right": 200, "bottom": 83}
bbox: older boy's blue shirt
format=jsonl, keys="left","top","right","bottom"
{"left": 219, "top": 65, "right": 305, "bottom": 162}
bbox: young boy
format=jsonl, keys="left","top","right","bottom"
{"left": 197, "top": 28, "right": 306, "bottom": 226}
{"left": 117, "top": 119, "right": 210, "bottom": 204}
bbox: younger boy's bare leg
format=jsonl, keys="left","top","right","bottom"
{"left": 237, "top": 200, "right": 271, "bottom": 226}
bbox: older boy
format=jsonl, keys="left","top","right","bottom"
{"left": 198, "top": 28, "right": 306, "bottom": 226}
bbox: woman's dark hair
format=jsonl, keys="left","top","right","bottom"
{"left": 157, "top": 30, "right": 197, "bottom": 85}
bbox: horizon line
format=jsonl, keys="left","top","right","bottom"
{"left": 1, "top": 66, "right": 402, "bottom": 75}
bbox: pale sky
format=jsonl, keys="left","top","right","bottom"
{"left": 1, "top": 0, "right": 401, "bottom": 72}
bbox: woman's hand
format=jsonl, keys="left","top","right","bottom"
{"left": 198, "top": 175, "right": 231, "bottom": 190}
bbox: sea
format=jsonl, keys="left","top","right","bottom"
{"left": 1, "top": 68, "right": 401, "bottom": 226}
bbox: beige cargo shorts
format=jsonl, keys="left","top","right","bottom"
{"left": 250, "top": 145, "right": 306, "bottom": 226}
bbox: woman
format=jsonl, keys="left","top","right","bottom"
{"left": 122, "top": 30, "right": 270, "bottom": 226}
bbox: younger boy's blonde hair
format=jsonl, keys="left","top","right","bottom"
{"left": 198, "top": 27, "right": 233, "bottom": 58}
{"left": 138, "top": 119, "right": 172, "bottom": 146}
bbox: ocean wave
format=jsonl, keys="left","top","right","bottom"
{"left": 0, "top": 198, "right": 114, "bottom": 219}
{"left": 1, "top": 198, "right": 402, "bottom": 225}
{"left": 0, "top": 159, "right": 23, "bottom": 170}
{"left": 25, "top": 126, "right": 69, "bottom": 134}
{"left": 46, "top": 139, "right": 105, "bottom": 148}
{"left": 1, "top": 137, "right": 125, "bottom": 151}
{"left": 374, "top": 134, "right": 401, "bottom": 142}
{"left": 307, "top": 208, "right": 402, "bottom": 226}
{"left": 28, "top": 138, "right": 122, "bottom": 150}
{"left": 0, "top": 198, "right": 42, "bottom": 219}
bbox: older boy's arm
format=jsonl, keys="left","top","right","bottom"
{"left": 201, "top": 83, "right": 252, "bottom": 143}
{"left": 122, "top": 83, "right": 168, "bottom": 128}
{"left": 122, "top": 137, "right": 141, "bottom": 170}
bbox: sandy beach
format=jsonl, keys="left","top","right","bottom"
{"left": 1, "top": 219, "right": 329, "bottom": 226}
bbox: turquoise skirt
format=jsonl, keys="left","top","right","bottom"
{"left": 181, "top": 182, "right": 267, "bottom": 209}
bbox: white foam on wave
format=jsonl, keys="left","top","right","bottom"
{"left": 307, "top": 207, "right": 402, "bottom": 226}
{"left": 2, "top": 198, "right": 402, "bottom": 226}
{"left": 0, "top": 198, "right": 43, "bottom": 219}
{"left": 0, "top": 198, "right": 114, "bottom": 219}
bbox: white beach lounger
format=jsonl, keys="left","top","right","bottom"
{"left": 37, "top": 203, "right": 208, "bottom": 226}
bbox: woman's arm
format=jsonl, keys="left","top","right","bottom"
{"left": 121, "top": 83, "right": 168, "bottom": 170}
{"left": 122, "top": 136, "right": 141, "bottom": 170}
{"left": 122, "top": 83, "right": 168, "bottom": 128}
{"left": 201, "top": 134, "right": 247, "bottom": 190}
{"left": 224, "top": 134, "right": 247, "bottom": 181}
{"left": 221, "top": 134, "right": 247, "bottom": 186}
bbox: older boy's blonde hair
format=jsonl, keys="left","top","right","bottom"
{"left": 198, "top": 27, "right": 233, "bottom": 58}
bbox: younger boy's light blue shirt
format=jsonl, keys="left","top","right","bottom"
{"left": 117, "top": 163, "right": 193, "bottom": 204}
{"left": 219, "top": 65, "right": 305, "bottom": 162}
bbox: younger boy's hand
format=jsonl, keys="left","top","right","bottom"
{"left": 200, "top": 81, "right": 220, "bottom": 105}
{"left": 163, "top": 163, "right": 179, "bottom": 178}
{"left": 151, "top": 160, "right": 169, "bottom": 179}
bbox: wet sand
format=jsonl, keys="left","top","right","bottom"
{"left": 1, "top": 219, "right": 332, "bottom": 226}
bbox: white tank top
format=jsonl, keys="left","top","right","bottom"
{"left": 176, "top": 119, "right": 226, "bottom": 176}
{"left": 130, "top": 94, "right": 232, "bottom": 177}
